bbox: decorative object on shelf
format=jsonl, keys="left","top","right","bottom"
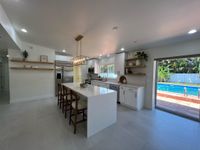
{"left": 135, "top": 51, "right": 148, "bottom": 66}
{"left": 73, "top": 34, "right": 88, "bottom": 66}
{"left": 127, "top": 52, "right": 134, "bottom": 59}
{"left": 80, "top": 82, "right": 87, "bottom": 88}
{"left": 118, "top": 75, "right": 127, "bottom": 84}
{"left": 22, "top": 50, "right": 28, "bottom": 61}
{"left": 40, "top": 55, "right": 48, "bottom": 62}
{"left": 128, "top": 62, "right": 134, "bottom": 66}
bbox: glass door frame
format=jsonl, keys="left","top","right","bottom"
{"left": 154, "top": 54, "right": 200, "bottom": 122}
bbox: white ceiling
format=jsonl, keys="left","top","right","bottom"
{"left": 1, "top": 0, "right": 200, "bottom": 57}
{"left": 0, "top": 24, "right": 19, "bottom": 50}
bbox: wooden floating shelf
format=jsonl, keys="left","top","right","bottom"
{"left": 125, "top": 73, "right": 146, "bottom": 76}
{"left": 125, "top": 58, "right": 142, "bottom": 61}
{"left": 10, "top": 59, "right": 54, "bottom": 65}
{"left": 10, "top": 67, "right": 54, "bottom": 71}
{"left": 125, "top": 65, "right": 146, "bottom": 68}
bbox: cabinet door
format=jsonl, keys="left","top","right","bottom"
{"left": 125, "top": 88, "right": 137, "bottom": 108}
{"left": 119, "top": 87, "right": 125, "bottom": 104}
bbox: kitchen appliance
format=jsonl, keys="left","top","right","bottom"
{"left": 55, "top": 60, "right": 73, "bottom": 96}
{"left": 109, "top": 83, "right": 120, "bottom": 104}
{"left": 88, "top": 67, "right": 94, "bottom": 74}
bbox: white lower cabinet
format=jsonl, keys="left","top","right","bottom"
{"left": 120, "top": 85, "right": 144, "bottom": 110}
{"left": 119, "top": 86, "right": 125, "bottom": 104}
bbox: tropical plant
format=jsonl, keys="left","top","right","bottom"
{"left": 135, "top": 51, "right": 148, "bottom": 61}
{"left": 158, "top": 57, "right": 200, "bottom": 73}
{"left": 158, "top": 66, "right": 170, "bottom": 82}
{"left": 22, "top": 50, "right": 28, "bottom": 60}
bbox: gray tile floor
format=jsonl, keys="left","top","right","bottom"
{"left": 0, "top": 98, "right": 200, "bottom": 150}
{"left": 0, "top": 90, "right": 9, "bottom": 105}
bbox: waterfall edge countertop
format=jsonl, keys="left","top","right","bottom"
{"left": 62, "top": 82, "right": 117, "bottom": 138}
{"left": 62, "top": 83, "right": 116, "bottom": 98}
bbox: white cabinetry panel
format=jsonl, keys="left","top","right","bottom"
{"left": 119, "top": 85, "right": 144, "bottom": 110}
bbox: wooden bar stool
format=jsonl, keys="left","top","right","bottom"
{"left": 57, "top": 83, "right": 64, "bottom": 109}
{"left": 62, "top": 86, "right": 71, "bottom": 118}
{"left": 69, "top": 90, "right": 87, "bottom": 134}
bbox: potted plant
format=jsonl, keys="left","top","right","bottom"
{"left": 135, "top": 51, "right": 148, "bottom": 66}
{"left": 22, "top": 50, "right": 28, "bottom": 61}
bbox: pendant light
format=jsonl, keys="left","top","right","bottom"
{"left": 73, "top": 35, "right": 88, "bottom": 66}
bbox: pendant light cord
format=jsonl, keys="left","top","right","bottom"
{"left": 80, "top": 40, "right": 82, "bottom": 56}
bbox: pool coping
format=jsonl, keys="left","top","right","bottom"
{"left": 157, "top": 91, "right": 200, "bottom": 104}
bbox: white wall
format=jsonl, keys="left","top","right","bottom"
{"left": 144, "top": 38, "right": 200, "bottom": 109}
{"left": 9, "top": 42, "right": 55, "bottom": 103}
{"left": 55, "top": 55, "right": 72, "bottom": 62}
{"left": 87, "top": 59, "right": 99, "bottom": 73}
{"left": 115, "top": 53, "right": 125, "bottom": 76}
{"left": 98, "top": 56, "right": 115, "bottom": 67}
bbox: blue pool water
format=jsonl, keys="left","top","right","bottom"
{"left": 157, "top": 83, "right": 200, "bottom": 96}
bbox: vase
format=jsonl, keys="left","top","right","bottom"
{"left": 136, "top": 59, "right": 142, "bottom": 66}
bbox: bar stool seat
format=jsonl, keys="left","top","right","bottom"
{"left": 72, "top": 100, "right": 87, "bottom": 110}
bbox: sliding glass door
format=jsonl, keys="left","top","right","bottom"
{"left": 155, "top": 55, "right": 200, "bottom": 121}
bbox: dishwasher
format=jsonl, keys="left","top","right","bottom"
{"left": 109, "top": 84, "right": 120, "bottom": 104}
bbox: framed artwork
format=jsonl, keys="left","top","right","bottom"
{"left": 40, "top": 55, "right": 48, "bottom": 62}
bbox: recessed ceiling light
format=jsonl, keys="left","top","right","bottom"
{"left": 21, "top": 28, "right": 27, "bottom": 33}
{"left": 62, "top": 49, "right": 66, "bottom": 52}
{"left": 188, "top": 29, "right": 197, "bottom": 34}
{"left": 120, "top": 48, "right": 125, "bottom": 51}
{"left": 6, "top": 55, "right": 10, "bottom": 58}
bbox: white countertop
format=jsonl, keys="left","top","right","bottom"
{"left": 62, "top": 83, "right": 116, "bottom": 98}
{"left": 92, "top": 80, "right": 144, "bottom": 88}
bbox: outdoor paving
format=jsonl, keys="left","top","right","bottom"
{"left": 157, "top": 96, "right": 200, "bottom": 120}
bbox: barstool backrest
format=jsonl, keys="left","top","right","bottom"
{"left": 70, "top": 90, "right": 80, "bottom": 109}
{"left": 58, "top": 83, "right": 63, "bottom": 94}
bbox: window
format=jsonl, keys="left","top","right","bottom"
{"left": 99, "top": 64, "right": 117, "bottom": 79}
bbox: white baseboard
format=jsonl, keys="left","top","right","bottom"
{"left": 10, "top": 95, "right": 55, "bottom": 104}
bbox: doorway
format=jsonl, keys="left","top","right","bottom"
{"left": 155, "top": 55, "right": 200, "bottom": 121}
{"left": 0, "top": 50, "right": 10, "bottom": 104}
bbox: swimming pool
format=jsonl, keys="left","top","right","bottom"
{"left": 157, "top": 83, "right": 200, "bottom": 96}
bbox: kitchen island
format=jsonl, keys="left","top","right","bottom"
{"left": 62, "top": 83, "right": 117, "bottom": 138}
